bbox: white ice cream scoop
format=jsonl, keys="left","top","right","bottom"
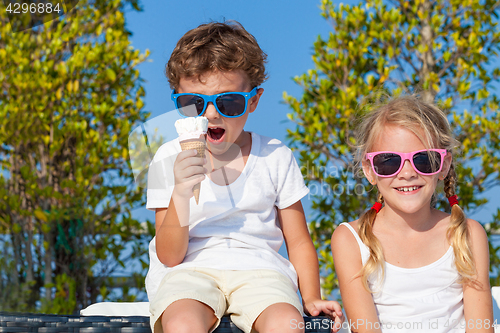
{"left": 175, "top": 117, "right": 208, "bottom": 141}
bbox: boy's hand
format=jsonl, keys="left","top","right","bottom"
{"left": 173, "top": 149, "right": 206, "bottom": 199}
{"left": 304, "top": 299, "right": 344, "bottom": 333}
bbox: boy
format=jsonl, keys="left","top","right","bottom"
{"left": 146, "top": 21, "right": 343, "bottom": 333}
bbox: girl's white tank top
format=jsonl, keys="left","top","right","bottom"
{"left": 340, "top": 222, "right": 464, "bottom": 332}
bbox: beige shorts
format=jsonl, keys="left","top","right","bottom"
{"left": 149, "top": 267, "right": 303, "bottom": 333}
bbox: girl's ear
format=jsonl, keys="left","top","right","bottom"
{"left": 362, "top": 160, "right": 376, "bottom": 185}
{"left": 441, "top": 152, "right": 453, "bottom": 180}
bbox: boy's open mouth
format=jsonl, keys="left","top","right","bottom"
{"left": 208, "top": 127, "right": 225, "bottom": 143}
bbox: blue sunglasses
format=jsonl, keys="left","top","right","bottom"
{"left": 171, "top": 87, "right": 258, "bottom": 118}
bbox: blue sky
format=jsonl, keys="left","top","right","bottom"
{"left": 124, "top": 0, "right": 355, "bottom": 142}
{"left": 124, "top": 0, "right": 358, "bottom": 227}
{"left": 124, "top": 0, "right": 500, "bottom": 255}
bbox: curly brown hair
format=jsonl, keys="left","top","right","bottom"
{"left": 166, "top": 20, "right": 268, "bottom": 91}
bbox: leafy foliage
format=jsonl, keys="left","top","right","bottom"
{"left": 284, "top": 0, "right": 500, "bottom": 296}
{"left": 0, "top": 0, "right": 152, "bottom": 313}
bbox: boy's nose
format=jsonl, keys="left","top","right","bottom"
{"left": 204, "top": 102, "right": 219, "bottom": 119}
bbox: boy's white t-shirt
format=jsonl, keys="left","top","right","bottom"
{"left": 145, "top": 132, "right": 309, "bottom": 301}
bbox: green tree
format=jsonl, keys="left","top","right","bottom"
{"left": 0, "top": 0, "right": 152, "bottom": 313}
{"left": 284, "top": 0, "right": 500, "bottom": 296}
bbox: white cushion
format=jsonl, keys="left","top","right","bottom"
{"left": 80, "top": 302, "right": 150, "bottom": 316}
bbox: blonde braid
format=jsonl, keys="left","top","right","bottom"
{"left": 358, "top": 192, "right": 385, "bottom": 292}
{"left": 444, "top": 163, "right": 476, "bottom": 284}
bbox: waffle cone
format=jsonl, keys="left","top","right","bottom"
{"left": 180, "top": 138, "right": 206, "bottom": 204}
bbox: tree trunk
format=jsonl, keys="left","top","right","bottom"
{"left": 419, "top": 0, "right": 437, "bottom": 103}
{"left": 44, "top": 227, "right": 53, "bottom": 304}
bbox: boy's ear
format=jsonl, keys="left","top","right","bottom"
{"left": 248, "top": 88, "right": 264, "bottom": 114}
{"left": 362, "top": 160, "right": 376, "bottom": 185}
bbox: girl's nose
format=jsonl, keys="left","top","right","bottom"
{"left": 398, "top": 159, "right": 418, "bottom": 179}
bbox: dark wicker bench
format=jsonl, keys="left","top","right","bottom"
{"left": 0, "top": 312, "right": 332, "bottom": 332}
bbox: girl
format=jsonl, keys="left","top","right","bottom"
{"left": 331, "top": 96, "right": 493, "bottom": 333}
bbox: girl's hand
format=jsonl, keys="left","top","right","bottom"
{"left": 172, "top": 149, "right": 206, "bottom": 199}
{"left": 304, "top": 299, "right": 344, "bottom": 333}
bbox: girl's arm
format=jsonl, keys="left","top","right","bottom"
{"left": 331, "top": 223, "right": 382, "bottom": 333}
{"left": 278, "top": 201, "right": 344, "bottom": 328}
{"left": 463, "top": 219, "right": 494, "bottom": 333}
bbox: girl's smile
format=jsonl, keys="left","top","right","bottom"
{"left": 393, "top": 185, "right": 423, "bottom": 194}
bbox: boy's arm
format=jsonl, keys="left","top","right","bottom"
{"left": 154, "top": 149, "right": 205, "bottom": 267}
{"left": 463, "top": 219, "right": 494, "bottom": 333}
{"left": 154, "top": 194, "right": 189, "bottom": 267}
{"left": 278, "top": 201, "right": 343, "bottom": 324}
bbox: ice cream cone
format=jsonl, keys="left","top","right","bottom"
{"left": 180, "top": 138, "right": 206, "bottom": 204}
{"left": 175, "top": 117, "right": 208, "bottom": 205}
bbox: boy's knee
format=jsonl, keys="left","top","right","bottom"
{"left": 161, "top": 300, "right": 217, "bottom": 333}
{"left": 162, "top": 314, "right": 211, "bottom": 333}
{"left": 279, "top": 309, "right": 304, "bottom": 333}
{"left": 255, "top": 303, "right": 304, "bottom": 333}
{"left": 161, "top": 313, "right": 193, "bottom": 333}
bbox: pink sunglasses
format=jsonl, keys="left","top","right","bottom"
{"left": 365, "top": 149, "right": 447, "bottom": 177}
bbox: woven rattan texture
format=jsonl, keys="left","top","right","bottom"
{"left": 0, "top": 313, "right": 331, "bottom": 333}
